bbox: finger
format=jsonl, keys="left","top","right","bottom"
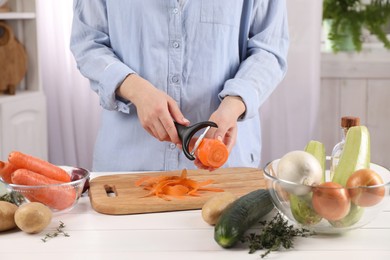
{"left": 194, "top": 157, "right": 215, "bottom": 171}
{"left": 160, "top": 116, "right": 181, "bottom": 144}
{"left": 194, "top": 159, "right": 208, "bottom": 170}
{"left": 204, "top": 127, "right": 217, "bottom": 139}
{"left": 214, "top": 127, "right": 236, "bottom": 152}
{"left": 168, "top": 99, "right": 190, "bottom": 126}
{"left": 151, "top": 120, "right": 170, "bottom": 142}
{"left": 143, "top": 124, "right": 158, "bottom": 139}
{"left": 212, "top": 125, "right": 227, "bottom": 141}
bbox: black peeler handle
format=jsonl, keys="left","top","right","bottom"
{"left": 174, "top": 121, "right": 218, "bottom": 161}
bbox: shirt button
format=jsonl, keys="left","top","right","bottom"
{"left": 173, "top": 8, "right": 179, "bottom": 14}
{"left": 172, "top": 76, "right": 179, "bottom": 83}
{"left": 170, "top": 143, "right": 176, "bottom": 149}
{"left": 173, "top": 42, "right": 180, "bottom": 48}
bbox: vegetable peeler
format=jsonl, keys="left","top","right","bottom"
{"left": 174, "top": 121, "right": 218, "bottom": 161}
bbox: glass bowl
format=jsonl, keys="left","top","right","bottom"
{"left": 263, "top": 159, "right": 390, "bottom": 234}
{"left": 2, "top": 166, "right": 90, "bottom": 213}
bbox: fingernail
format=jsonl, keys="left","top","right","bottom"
{"left": 182, "top": 117, "right": 190, "bottom": 123}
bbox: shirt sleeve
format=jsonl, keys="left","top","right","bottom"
{"left": 70, "top": 0, "right": 134, "bottom": 113}
{"left": 219, "top": 0, "right": 289, "bottom": 120}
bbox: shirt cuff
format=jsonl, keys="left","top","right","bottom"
{"left": 98, "top": 61, "right": 135, "bottom": 113}
{"left": 219, "top": 78, "right": 259, "bottom": 120}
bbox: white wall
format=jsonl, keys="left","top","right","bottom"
{"left": 260, "top": 0, "right": 323, "bottom": 166}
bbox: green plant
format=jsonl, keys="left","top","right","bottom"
{"left": 242, "top": 212, "right": 314, "bottom": 258}
{"left": 323, "top": 0, "right": 390, "bottom": 52}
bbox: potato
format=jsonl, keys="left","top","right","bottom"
{"left": 0, "top": 201, "right": 18, "bottom": 232}
{"left": 201, "top": 192, "right": 237, "bottom": 225}
{"left": 14, "top": 202, "right": 52, "bottom": 234}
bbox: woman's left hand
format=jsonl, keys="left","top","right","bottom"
{"left": 194, "top": 96, "right": 246, "bottom": 171}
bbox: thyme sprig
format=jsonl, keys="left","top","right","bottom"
{"left": 0, "top": 191, "right": 26, "bottom": 206}
{"left": 241, "top": 212, "right": 314, "bottom": 258}
{"left": 41, "top": 221, "right": 70, "bottom": 242}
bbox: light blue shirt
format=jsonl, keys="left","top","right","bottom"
{"left": 70, "top": 0, "right": 289, "bottom": 172}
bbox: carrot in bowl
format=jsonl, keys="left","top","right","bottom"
{"left": 195, "top": 138, "right": 229, "bottom": 168}
{"left": 8, "top": 151, "right": 71, "bottom": 182}
{"left": 0, "top": 161, "right": 17, "bottom": 184}
{"left": 11, "top": 169, "right": 76, "bottom": 210}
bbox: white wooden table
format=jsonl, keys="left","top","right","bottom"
{"left": 1, "top": 172, "right": 390, "bottom": 260}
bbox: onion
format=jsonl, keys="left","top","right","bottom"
{"left": 312, "top": 182, "right": 351, "bottom": 221}
{"left": 277, "top": 151, "right": 323, "bottom": 195}
{"left": 346, "top": 168, "right": 385, "bottom": 207}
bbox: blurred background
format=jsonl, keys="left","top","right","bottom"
{"left": 1, "top": 0, "right": 389, "bottom": 171}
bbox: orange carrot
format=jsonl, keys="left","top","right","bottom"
{"left": 11, "top": 169, "right": 76, "bottom": 210}
{"left": 0, "top": 161, "right": 17, "bottom": 184}
{"left": 162, "top": 185, "right": 189, "bottom": 196}
{"left": 195, "top": 138, "right": 229, "bottom": 168}
{"left": 0, "top": 161, "right": 5, "bottom": 181}
{"left": 135, "top": 169, "right": 223, "bottom": 200}
{"left": 8, "top": 151, "right": 71, "bottom": 182}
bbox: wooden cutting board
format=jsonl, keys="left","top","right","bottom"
{"left": 0, "top": 21, "right": 28, "bottom": 95}
{"left": 88, "top": 167, "right": 267, "bottom": 215}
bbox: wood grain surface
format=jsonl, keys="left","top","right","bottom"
{"left": 89, "top": 167, "right": 267, "bottom": 215}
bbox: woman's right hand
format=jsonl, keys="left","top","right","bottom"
{"left": 116, "top": 74, "right": 190, "bottom": 145}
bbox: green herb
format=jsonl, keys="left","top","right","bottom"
{"left": 41, "top": 221, "right": 70, "bottom": 242}
{"left": 0, "top": 191, "right": 26, "bottom": 205}
{"left": 323, "top": 0, "right": 390, "bottom": 52}
{"left": 241, "top": 212, "right": 314, "bottom": 258}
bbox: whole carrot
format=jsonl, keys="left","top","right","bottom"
{"left": 11, "top": 169, "right": 76, "bottom": 210}
{"left": 0, "top": 161, "right": 17, "bottom": 184}
{"left": 8, "top": 151, "right": 71, "bottom": 182}
{"left": 11, "top": 168, "right": 63, "bottom": 186}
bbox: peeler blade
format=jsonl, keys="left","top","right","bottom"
{"left": 190, "top": 126, "right": 210, "bottom": 156}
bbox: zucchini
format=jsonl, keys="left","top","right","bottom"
{"left": 332, "top": 125, "right": 370, "bottom": 186}
{"left": 214, "top": 189, "right": 274, "bottom": 248}
{"left": 304, "top": 140, "right": 326, "bottom": 182}
{"left": 288, "top": 140, "right": 325, "bottom": 225}
{"left": 330, "top": 126, "right": 370, "bottom": 227}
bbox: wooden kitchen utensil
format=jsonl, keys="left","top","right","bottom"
{"left": 88, "top": 167, "right": 267, "bottom": 215}
{"left": 0, "top": 0, "right": 10, "bottom": 12}
{"left": 0, "top": 21, "right": 28, "bottom": 95}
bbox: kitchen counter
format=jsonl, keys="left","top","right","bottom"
{"left": 1, "top": 172, "right": 390, "bottom": 260}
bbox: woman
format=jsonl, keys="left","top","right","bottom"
{"left": 70, "top": 0, "right": 289, "bottom": 172}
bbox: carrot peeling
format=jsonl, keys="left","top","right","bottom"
{"left": 135, "top": 169, "right": 224, "bottom": 200}
{"left": 8, "top": 151, "right": 71, "bottom": 182}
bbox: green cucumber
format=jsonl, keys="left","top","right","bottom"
{"left": 214, "top": 189, "right": 274, "bottom": 248}
{"left": 289, "top": 140, "right": 325, "bottom": 225}
{"left": 332, "top": 125, "right": 370, "bottom": 186}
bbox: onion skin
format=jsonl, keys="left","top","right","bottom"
{"left": 312, "top": 182, "right": 351, "bottom": 221}
{"left": 346, "top": 169, "right": 385, "bottom": 207}
{"left": 277, "top": 151, "right": 323, "bottom": 196}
